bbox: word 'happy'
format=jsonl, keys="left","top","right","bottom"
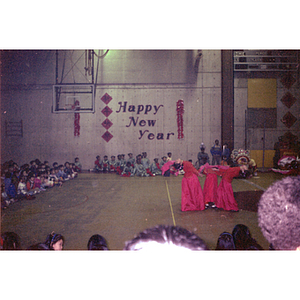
{"left": 116, "top": 101, "right": 174, "bottom": 140}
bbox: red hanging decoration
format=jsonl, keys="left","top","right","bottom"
{"left": 176, "top": 100, "right": 184, "bottom": 139}
{"left": 73, "top": 100, "right": 80, "bottom": 136}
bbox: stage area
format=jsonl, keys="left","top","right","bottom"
{"left": 1, "top": 171, "right": 286, "bottom": 250}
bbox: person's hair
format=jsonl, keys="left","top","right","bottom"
{"left": 172, "top": 163, "right": 183, "bottom": 171}
{"left": 27, "top": 243, "right": 50, "bottom": 250}
{"left": 1, "top": 232, "right": 22, "bottom": 250}
{"left": 87, "top": 234, "right": 109, "bottom": 250}
{"left": 258, "top": 176, "right": 300, "bottom": 250}
{"left": 232, "top": 224, "right": 252, "bottom": 250}
{"left": 215, "top": 232, "right": 236, "bottom": 250}
{"left": 124, "top": 225, "right": 209, "bottom": 251}
{"left": 244, "top": 239, "right": 263, "bottom": 250}
{"left": 44, "top": 232, "right": 64, "bottom": 249}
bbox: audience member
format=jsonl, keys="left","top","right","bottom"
{"left": 258, "top": 176, "right": 300, "bottom": 250}
{"left": 232, "top": 224, "right": 262, "bottom": 250}
{"left": 210, "top": 139, "right": 222, "bottom": 165}
{"left": 109, "top": 155, "right": 117, "bottom": 172}
{"left": 87, "top": 234, "right": 109, "bottom": 250}
{"left": 102, "top": 155, "right": 110, "bottom": 173}
{"left": 215, "top": 232, "right": 235, "bottom": 250}
{"left": 124, "top": 225, "right": 209, "bottom": 251}
{"left": 166, "top": 152, "right": 172, "bottom": 161}
{"left": 127, "top": 153, "right": 135, "bottom": 167}
{"left": 197, "top": 143, "right": 210, "bottom": 167}
{"left": 160, "top": 156, "right": 168, "bottom": 169}
{"left": 134, "top": 155, "right": 149, "bottom": 177}
{"left": 150, "top": 158, "right": 162, "bottom": 176}
{"left": 121, "top": 161, "right": 134, "bottom": 177}
{"left": 1, "top": 232, "right": 22, "bottom": 250}
{"left": 221, "top": 143, "right": 231, "bottom": 165}
{"left": 94, "top": 155, "right": 103, "bottom": 173}
{"left": 27, "top": 243, "right": 50, "bottom": 250}
{"left": 44, "top": 232, "right": 64, "bottom": 250}
{"left": 74, "top": 157, "right": 82, "bottom": 173}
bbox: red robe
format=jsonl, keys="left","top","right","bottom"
{"left": 181, "top": 161, "right": 204, "bottom": 211}
{"left": 203, "top": 171, "right": 218, "bottom": 204}
{"left": 201, "top": 163, "right": 228, "bottom": 204}
{"left": 216, "top": 167, "right": 241, "bottom": 211}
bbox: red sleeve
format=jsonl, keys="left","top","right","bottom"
{"left": 223, "top": 167, "right": 241, "bottom": 182}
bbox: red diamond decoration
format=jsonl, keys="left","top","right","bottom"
{"left": 281, "top": 92, "right": 297, "bottom": 108}
{"left": 102, "top": 118, "right": 113, "bottom": 130}
{"left": 102, "top": 131, "right": 113, "bottom": 143}
{"left": 101, "top": 93, "right": 112, "bottom": 104}
{"left": 101, "top": 106, "right": 113, "bottom": 117}
{"left": 281, "top": 111, "right": 297, "bottom": 128}
{"left": 280, "top": 73, "right": 296, "bottom": 89}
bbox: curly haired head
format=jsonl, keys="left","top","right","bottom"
{"left": 258, "top": 176, "right": 300, "bottom": 250}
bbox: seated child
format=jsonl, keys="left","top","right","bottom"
{"left": 150, "top": 158, "right": 162, "bottom": 176}
{"left": 127, "top": 153, "right": 135, "bottom": 167}
{"left": 134, "top": 156, "right": 149, "bottom": 177}
{"left": 40, "top": 174, "right": 54, "bottom": 189}
{"left": 64, "top": 162, "right": 74, "bottom": 179}
{"left": 121, "top": 161, "right": 134, "bottom": 177}
{"left": 159, "top": 156, "right": 168, "bottom": 169}
{"left": 26, "top": 173, "right": 40, "bottom": 194}
{"left": 34, "top": 173, "right": 46, "bottom": 191}
{"left": 74, "top": 157, "right": 82, "bottom": 173}
{"left": 70, "top": 163, "right": 78, "bottom": 178}
{"left": 94, "top": 156, "right": 103, "bottom": 173}
{"left": 57, "top": 165, "right": 69, "bottom": 181}
{"left": 109, "top": 156, "right": 117, "bottom": 172}
{"left": 102, "top": 155, "right": 110, "bottom": 173}
{"left": 49, "top": 168, "right": 63, "bottom": 187}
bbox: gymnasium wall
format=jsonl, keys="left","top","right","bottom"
{"left": 234, "top": 77, "right": 300, "bottom": 167}
{"left": 1, "top": 50, "right": 222, "bottom": 169}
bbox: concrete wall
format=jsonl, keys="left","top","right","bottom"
{"left": 234, "top": 77, "right": 300, "bottom": 167}
{"left": 1, "top": 50, "right": 222, "bottom": 169}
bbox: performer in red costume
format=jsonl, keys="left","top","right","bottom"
{"left": 216, "top": 165, "right": 248, "bottom": 211}
{"left": 174, "top": 159, "right": 205, "bottom": 212}
{"left": 199, "top": 163, "right": 229, "bottom": 209}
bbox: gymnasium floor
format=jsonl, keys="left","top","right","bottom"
{"left": 1, "top": 171, "right": 286, "bottom": 250}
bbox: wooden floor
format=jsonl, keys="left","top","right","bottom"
{"left": 1, "top": 171, "right": 286, "bottom": 250}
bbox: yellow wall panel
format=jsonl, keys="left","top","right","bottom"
{"left": 248, "top": 79, "right": 277, "bottom": 108}
{"left": 250, "top": 150, "right": 275, "bottom": 168}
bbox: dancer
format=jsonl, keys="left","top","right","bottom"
{"left": 200, "top": 163, "right": 228, "bottom": 209}
{"left": 216, "top": 165, "right": 248, "bottom": 211}
{"left": 173, "top": 159, "right": 205, "bottom": 211}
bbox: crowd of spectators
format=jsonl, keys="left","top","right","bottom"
{"left": 1, "top": 223, "right": 263, "bottom": 251}
{"left": 1, "top": 157, "right": 81, "bottom": 210}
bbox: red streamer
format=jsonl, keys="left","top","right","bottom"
{"left": 176, "top": 100, "right": 184, "bottom": 139}
{"left": 74, "top": 100, "right": 80, "bottom": 137}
